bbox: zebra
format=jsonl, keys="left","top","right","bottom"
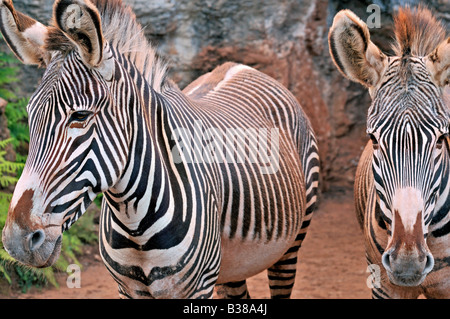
{"left": 0, "top": 0, "right": 320, "bottom": 299}
{"left": 329, "top": 6, "right": 449, "bottom": 298}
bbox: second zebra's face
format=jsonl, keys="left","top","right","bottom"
{"left": 2, "top": 51, "right": 128, "bottom": 268}
{"left": 366, "top": 58, "right": 449, "bottom": 287}
{"left": 328, "top": 8, "right": 450, "bottom": 288}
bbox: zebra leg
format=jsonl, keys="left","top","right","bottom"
{"left": 215, "top": 280, "right": 251, "bottom": 299}
{"left": 267, "top": 189, "right": 314, "bottom": 299}
{"left": 267, "top": 232, "right": 304, "bottom": 299}
{"left": 266, "top": 130, "right": 318, "bottom": 299}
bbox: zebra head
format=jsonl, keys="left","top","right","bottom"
{"left": 0, "top": 0, "right": 124, "bottom": 267}
{"left": 329, "top": 7, "right": 449, "bottom": 286}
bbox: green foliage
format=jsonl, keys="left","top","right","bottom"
{"left": 5, "top": 98, "right": 29, "bottom": 151}
{"left": 0, "top": 141, "right": 24, "bottom": 188}
{"left": 94, "top": 193, "right": 104, "bottom": 208}
{"left": 0, "top": 138, "right": 23, "bottom": 193}
{"left": 1, "top": 35, "right": 29, "bottom": 153}
{"left": 0, "top": 50, "right": 19, "bottom": 100}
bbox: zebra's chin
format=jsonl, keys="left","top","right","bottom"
{"left": 386, "top": 271, "right": 428, "bottom": 287}
{"left": 36, "top": 235, "right": 63, "bottom": 268}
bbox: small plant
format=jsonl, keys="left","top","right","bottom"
{"left": 0, "top": 49, "right": 19, "bottom": 100}
{"left": 5, "top": 97, "right": 29, "bottom": 152}
{"left": 0, "top": 139, "right": 23, "bottom": 189}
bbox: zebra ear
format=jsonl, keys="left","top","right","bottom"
{"left": 328, "top": 9, "right": 388, "bottom": 88}
{"left": 0, "top": 0, "right": 49, "bottom": 66}
{"left": 426, "top": 37, "right": 450, "bottom": 87}
{"left": 53, "top": 0, "right": 104, "bottom": 68}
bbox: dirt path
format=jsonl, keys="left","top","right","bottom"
{"left": 16, "top": 192, "right": 371, "bottom": 299}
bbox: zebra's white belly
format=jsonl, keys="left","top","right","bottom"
{"left": 217, "top": 236, "right": 295, "bottom": 284}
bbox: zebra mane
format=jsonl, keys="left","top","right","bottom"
{"left": 45, "top": 0, "right": 169, "bottom": 93}
{"left": 392, "top": 5, "right": 447, "bottom": 57}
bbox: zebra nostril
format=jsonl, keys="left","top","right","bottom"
{"left": 423, "top": 253, "right": 434, "bottom": 275}
{"left": 381, "top": 251, "right": 392, "bottom": 272}
{"left": 27, "top": 230, "right": 45, "bottom": 252}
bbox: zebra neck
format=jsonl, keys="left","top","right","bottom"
{"left": 101, "top": 69, "right": 195, "bottom": 246}
{"left": 102, "top": 116, "right": 174, "bottom": 227}
{"left": 430, "top": 148, "right": 450, "bottom": 236}
{"left": 102, "top": 70, "right": 176, "bottom": 220}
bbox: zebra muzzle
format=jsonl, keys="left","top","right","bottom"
{"left": 381, "top": 248, "right": 434, "bottom": 287}
{"left": 381, "top": 210, "right": 435, "bottom": 287}
{"left": 2, "top": 223, "right": 63, "bottom": 268}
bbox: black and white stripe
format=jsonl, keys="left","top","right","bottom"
{"left": 356, "top": 56, "right": 450, "bottom": 299}
{"left": 13, "top": 1, "right": 320, "bottom": 299}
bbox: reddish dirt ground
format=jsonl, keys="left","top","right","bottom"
{"left": 13, "top": 192, "right": 371, "bottom": 299}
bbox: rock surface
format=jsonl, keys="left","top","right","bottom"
{"left": 3, "top": 0, "right": 449, "bottom": 191}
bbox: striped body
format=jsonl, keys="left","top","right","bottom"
{"left": 100, "top": 60, "right": 319, "bottom": 298}
{"left": 0, "top": 0, "right": 319, "bottom": 299}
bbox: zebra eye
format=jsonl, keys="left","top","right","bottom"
{"left": 436, "top": 134, "right": 448, "bottom": 150}
{"left": 69, "top": 111, "right": 92, "bottom": 123}
{"left": 368, "top": 134, "right": 379, "bottom": 150}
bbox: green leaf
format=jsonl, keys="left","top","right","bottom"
{"left": 0, "top": 263, "right": 12, "bottom": 284}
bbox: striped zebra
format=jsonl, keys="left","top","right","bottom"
{"left": 0, "top": 0, "right": 319, "bottom": 298}
{"left": 329, "top": 6, "right": 449, "bottom": 298}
